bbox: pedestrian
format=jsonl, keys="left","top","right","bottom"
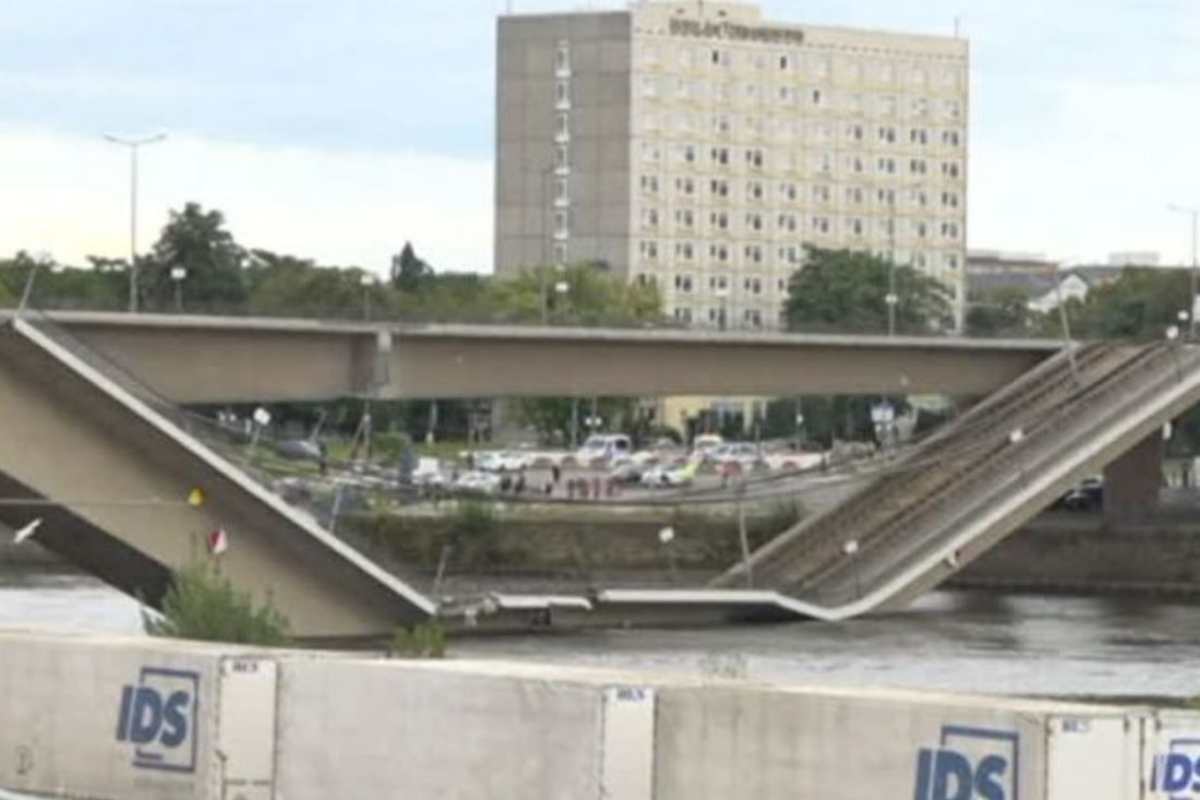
{"left": 551, "top": 464, "right": 562, "bottom": 485}
{"left": 515, "top": 471, "right": 527, "bottom": 494}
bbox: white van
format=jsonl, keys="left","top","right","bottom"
{"left": 575, "top": 434, "right": 632, "bottom": 464}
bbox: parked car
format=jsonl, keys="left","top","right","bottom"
{"left": 452, "top": 470, "right": 502, "bottom": 495}
{"left": 473, "top": 451, "right": 533, "bottom": 473}
{"left": 608, "top": 462, "right": 644, "bottom": 485}
{"left": 640, "top": 459, "right": 700, "bottom": 488}
{"left": 409, "top": 457, "right": 447, "bottom": 488}
{"left": 691, "top": 434, "right": 725, "bottom": 458}
{"left": 708, "top": 442, "right": 763, "bottom": 469}
{"left": 575, "top": 434, "right": 633, "bottom": 465}
{"left": 1061, "top": 477, "right": 1103, "bottom": 511}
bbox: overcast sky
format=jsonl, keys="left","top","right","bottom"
{"left": 3, "top": 0, "right": 1199, "bottom": 275}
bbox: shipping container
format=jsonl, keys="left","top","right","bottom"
{"left": 3, "top": 629, "right": 1198, "bottom": 800}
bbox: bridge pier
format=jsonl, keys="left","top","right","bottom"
{"left": 1103, "top": 432, "right": 1165, "bottom": 522}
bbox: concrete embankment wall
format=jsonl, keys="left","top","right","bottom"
{"left": 953, "top": 516, "right": 1200, "bottom": 594}
{"left": 0, "top": 628, "right": 1190, "bottom": 799}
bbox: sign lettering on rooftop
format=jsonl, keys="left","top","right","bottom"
{"left": 669, "top": 17, "right": 805, "bottom": 45}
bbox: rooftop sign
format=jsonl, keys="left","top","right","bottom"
{"left": 669, "top": 17, "right": 805, "bottom": 45}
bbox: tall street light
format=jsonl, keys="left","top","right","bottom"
{"left": 1168, "top": 203, "right": 1199, "bottom": 339}
{"left": 105, "top": 132, "right": 167, "bottom": 313}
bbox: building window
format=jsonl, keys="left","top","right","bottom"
{"left": 744, "top": 245, "right": 763, "bottom": 264}
{"left": 850, "top": 218, "right": 864, "bottom": 237}
{"left": 675, "top": 243, "right": 695, "bottom": 262}
{"left": 813, "top": 185, "right": 831, "bottom": 204}
{"left": 710, "top": 211, "right": 729, "bottom": 231}
{"left": 711, "top": 146, "right": 730, "bottom": 166}
{"left": 555, "top": 177, "right": 569, "bottom": 202}
{"left": 910, "top": 159, "right": 928, "bottom": 175}
{"left": 556, "top": 113, "right": 570, "bottom": 137}
{"left": 943, "top": 129, "right": 962, "bottom": 147}
{"left": 941, "top": 191, "right": 959, "bottom": 208}
{"left": 639, "top": 175, "right": 659, "bottom": 194}
{"left": 743, "top": 276, "right": 763, "bottom": 294}
{"left": 641, "top": 142, "right": 661, "bottom": 163}
{"left": 745, "top": 213, "right": 763, "bottom": 232}
{"left": 877, "top": 125, "right": 896, "bottom": 144}
{"left": 709, "top": 275, "right": 729, "bottom": 292}
{"left": 674, "top": 208, "right": 695, "bottom": 229}
{"left": 779, "top": 54, "right": 790, "bottom": 70}
{"left": 942, "top": 161, "right": 961, "bottom": 179}
{"left": 876, "top": 157, "right": 896, "bottom": 175}
{"left": 555, "top": 42, "right": 570, "bottom": 73}
{"left": 676, "top": 176, "right": 696, "bottom": 196}
{"left": 554, "top": 211, "right": 569, "bottom": 237}
{"left": 555, "top": 80, "right": 570, "bottom": 108}
{"left": 639, "top": 240, "right": 658, "bottom": 260}
{"left": 910, "top": 128, "right": 928, "bottom": 145}
{"left": 674, "top": 307, "right": 693, "bottom": 324}
{"left": 811, "top": 89, "right": 823, "bottom": 107}
{"left": 777, "top": 213, "right": 798, "bottom": 233}
{"left": 745, "top": 148, "right": 765, "bottom": 169}
{"left": 846, "top": 186, "right": 864, "bottom": 205}
{"left": 747, "top": 180, "right": 764, "bottom": 202}
{"left": 811, "top": 216, "right": 831, "bottom": 235}
{"left": 780, "top": 182, "right": 798, "bottom": 202}
{"left": 744, "top": 309, "right": 763, "bottom": 328}
{"left": 878, "top": 188, "right": 895, "bottom": 207}
{"left": 641, "top": 208, "right": 660, "bottom": 229}
{"left": 709, "top": 244, "right": 730, "bottom": 263}
{"left": 555, "top": 144, "right": 569, "bottom": 170}
{"left": 674, "top": 273, "right": 694, "bottom": 292}
{"left": 553, "top": 243, "right": 567, "bottom": 264}
{"left": 710, "top": 179, "right": 729, "bottom": 198}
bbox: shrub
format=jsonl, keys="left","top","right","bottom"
{"left": 143, "top": 561, "right": 291, "bottom": 646}
{"left": 389, "top": 622, "right": 448, "bottom": 659}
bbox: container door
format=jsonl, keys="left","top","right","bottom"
{"left": 1047, "top": 715, "right": 1140, "bottom": 800}
{"left": 600, "top": 686, "right": 655, "bottom": 800}
{"left": 1144, "top": 710, "right": 1200, "bottom": 799}
{"left": 217, "top": 657, "right": 278, "bottom": 800}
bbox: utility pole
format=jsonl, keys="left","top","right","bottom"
{"left": 104, "top": 133, "right": 167, "bottom": 313}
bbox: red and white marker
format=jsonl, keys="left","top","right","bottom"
{"left": 207, "top": 528, "right": 229, "bottom": 555}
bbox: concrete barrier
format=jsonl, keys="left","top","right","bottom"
{"left": 0, "top": 628, "right": 1192, "bottom": 799}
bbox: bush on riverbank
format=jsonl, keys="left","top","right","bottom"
{"left": 144, "top": 561, "right": 291, "bottom": 646}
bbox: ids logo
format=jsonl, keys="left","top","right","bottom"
{"left": 1150, "top": 738, "right": 1200, "bottom": 799}
{"left": 115, "top": 667, "right": 200, "bottom": 773}
{"left": 914, "top": 725, "right": 1019, "bottom": 800}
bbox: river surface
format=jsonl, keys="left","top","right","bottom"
{"left": 3, "top": 567, "right": 1198, "bottom": 700}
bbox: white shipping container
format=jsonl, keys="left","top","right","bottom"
{"left": 1143, "top": 710, "right": 1200, "bottom": 799}
{"left": 4, "top": 629, "right": 1199, "bottom": 800}
{"left": 654, "top": 684, "right": 1146, "bottom": 800}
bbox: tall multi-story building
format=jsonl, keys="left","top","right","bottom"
{"left": 496, "top": 0, "right": 970, "bottom": 329}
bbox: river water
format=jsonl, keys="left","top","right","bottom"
{"left": 3, "top": 567, "right": 1198, "bottom": 700}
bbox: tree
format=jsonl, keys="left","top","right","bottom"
{"left": 144, "top": 203, "right": 247, "bottom": 311}
{"left": 390, "top": 242, "right": 433, "bottom": 292}
{"left": 782, "top": 246, "right": 953, "bottom": 334}
{"left": 1061, "top": 267, "right": 1190, "bottom": 340}
{"left": 965, "top": 286, "right": 1040, "bottom": 338}
{"left": 493, "top": 262, "right": 664, "bottom": 327}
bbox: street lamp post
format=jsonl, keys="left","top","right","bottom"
{"left": 170, "top": 266, "right": 187, "bottom": 312}
{"left": 360, "top": 274, "right": 376, "bottom": 321}
{"left": 1168, "top": 204, "right": 1199, "bottom": 339}
{"left": 104, "top": 133, "right": 167, "bottom": 313}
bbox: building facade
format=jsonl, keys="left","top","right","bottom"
{"left": 496, "top": 0, "right": 970, "bottom": 329}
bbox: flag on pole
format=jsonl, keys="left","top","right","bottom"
{"left": 13, "top": 518, "right": 42, "bottom": 545}
{"left": 207, "top": 528, "right": 229, "bottom": 555}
